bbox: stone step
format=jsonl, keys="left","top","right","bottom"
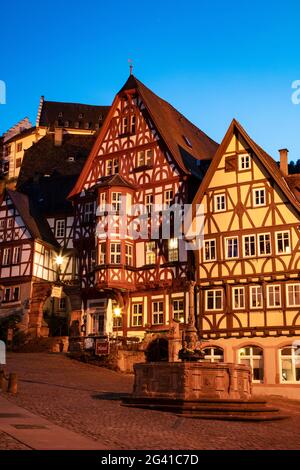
{"left": 177, "top": 413, "right": 289, "bottom": 422}
{"left": 122, "top": 398, "right": 289, "bottom": 421}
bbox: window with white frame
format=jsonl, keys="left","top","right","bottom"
{"left": 110, "top": 243, "right": 121, "bottom": 264}
{"left": 206, "top": 289, "right": 223, "bottom": 310}
{"left": 99, "top": 242, "right": 106, "bottom": 264}
{"left": 55, "top": 219, "right": 65, "bottom": 238}
{"left": 258, "top": 233, "right": 271, "bottom": 256}
{"left": 152, "top": 301, "right": 164, "bottom": 325}
{"left": 3, "top": 286, "right": 20, "bottom": 303}
{"left": 276, "top": 231, "right": 291, "bottom": 254}
{"left": 145, "top": 194, "right": 153, "bottom": 214}
{"left": 204, "top": 239, "right": 216, "bottom": 262}
{"left": 168, "top": 238, "right": 179, "bottom": 262}
{"left": 286, "top": 284, "right": 300, "bottom": 307}
{"left": 243, "top": 235, "right": 256, "bottom": 257}
{"left": 239, "top": 346, "right": 264, "bottom": 382}
{"left": 253, "top": 188, "right": 266, "bottom": 207}
{"left": 8, "top": 219, "right": 14, "bottom": 228}
{"left": 111, "top": 192, "right": 122, "bottom": 212}
{"left": 84, "top": 202, "right": 95, "bottom": 223}
{"left": 99, "top": 192, "right": 107, "bottom": 213}
{"left": 3, "top": 248, "right": 11, "bottom": 265}
{"left": 172, "top": 299, "right": 184, "bottom": 322}
{"left": 44, "top": 250, "right": 49, "bottom": 268}
{"left": 214, "top": 194, "right": 226, "bottom": 212}
{"left": 125, "top": 244, "right": 133, "bottom": 266}
{"left": 106, "top": 158, "right": 119, "bottom": 176}
{"left": 280, "top": 346, "right": 300, "bottom": 383}
{"left": 132, "top": 303, "right": 143, "bottom": 327}
{"left": 122, "top": 116, "right": 128, "bottom": 134}
{"left": 250, "top": 286, "right": 263, "bottom": 309}
{"left": 232, "top": 286, "right": 245, "bottom": 309}
{"left": 203, "top": 347, "right": 224, "bottom": 363}
{"left": 164, "top": 190, "right": 173, "bottom": 207}
{"left": 225, "top": 237, "right": 238, "bottom": 258}
{"left": 137, "top": 149, "right": 153, "bottom": 167}
{"left": 113, "top": 158, "right": 119, "bottom": 174}
{"left": 145, "top": 241, "right": 156, "bottom": 265}
{"left": 239, "top": 154, "right": 251, "bottom": 170}
{"left": 106, "top": 159, "right": 113, "bottom": 176}
{"left": 267, "top": 285, "right": 281, "bottom": 307}
{"left": 137, "top": 150, "right": 145, "bottom": 167}
{"left": 146, "top": 149, "right": 154, "bottom": 166}
{"left": 12, "top": 246, "right": 21, "bottom": 265}
{"left": 130, "top": 115, "right": 136, "bottom": 134}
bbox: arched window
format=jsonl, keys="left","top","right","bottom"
{"left": 203, "top": 347, "right": 224, "bottom": 363}
{"left": 238, "top": 346, "right": 264, "bottom": 383}
{"left": 280, "top": 345, "right": 300, "bottom": 383}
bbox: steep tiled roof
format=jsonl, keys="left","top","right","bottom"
{"left": 95, "top": 174, "right": 136, "bottom": 190}
{"left": 286, "top": 174, "right": 300, "bottom": 203}
{"left": 69, "top": 75, "right": 219, "bottom": 198}
{"left": 38, "top": 100, "right": 110, "bottom": 131}
{"left": 17, "top": 133, "right": 96, "bottom": 190}
{"left": 120, "top": 75, "right": 219, "bottom": 173}
{"left": 7, "top": 189, "right": 59, "bottom": 247}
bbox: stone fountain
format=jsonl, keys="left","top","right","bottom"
{"left": 123, "top": 284, "right": 287, "bottom": 421}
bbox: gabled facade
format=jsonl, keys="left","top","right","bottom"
{"left": 69, "top": 74, "right": 218, "bottom": 339}
{"left": 0, "top": 190, "right": 58, "bottom": 332}
{"left": 193, "top": 120, "right": 300, "bottom": 396}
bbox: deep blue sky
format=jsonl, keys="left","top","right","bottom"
{"left": 1, "top": 0, "right": 300, "bottom": 161}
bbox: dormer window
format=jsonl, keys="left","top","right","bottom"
{"left": 58, "top": 112, "right": 63, "bottom": 118}
{"left": 79, "top": 113, "right": 84, "bottom": 119}
{"left": 183, "top": 136, "right": 193, "bottom": 148}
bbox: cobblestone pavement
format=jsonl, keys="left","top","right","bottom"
{"left": 0, "top": 431, "right": 30, "bottom": 450}
{"left": 2, "top": 353, "right": 300, "bottom": 450}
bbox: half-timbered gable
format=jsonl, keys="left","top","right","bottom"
{"left": 69, "top": 74, "right": 218, "bottom": 338}
{"left": 192, "top": 119, "right": 300, "bottom": 393}
{"left": 0, "top": 189, "right": 60, "bottom": 324}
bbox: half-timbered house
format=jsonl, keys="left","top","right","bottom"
{"left": 193, "top": 119, "right": 300, "bottom": 397}
{"left": 0, "top": 189, "right": 59, "bottom": 334}
{"left": 68, "top": 74, "right": 218, "bottom": 339}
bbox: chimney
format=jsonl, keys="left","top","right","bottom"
{"left": 279, "top": 148, "right": 289, "bottom": 176}
{"left": 54, "top": 127, "right": 63, "bottom": 147}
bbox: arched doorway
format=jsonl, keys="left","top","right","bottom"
{"left": 145, "top": 337, "right": 169, "bottom": 362}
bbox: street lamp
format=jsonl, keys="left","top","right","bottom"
{"left": 55, "top": 255, "right": 64, "bottom": 282}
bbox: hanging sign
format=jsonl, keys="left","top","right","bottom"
{"left": 51, "top": 286, "right": 62, "bottom": 298}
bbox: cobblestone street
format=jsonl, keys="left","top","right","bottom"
{"left": 1, "top": 353, "right": 300, "bottom": 450}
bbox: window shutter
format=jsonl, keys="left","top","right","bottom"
{"left": 225, "top": 155, "right": 238, "bottom": 172}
